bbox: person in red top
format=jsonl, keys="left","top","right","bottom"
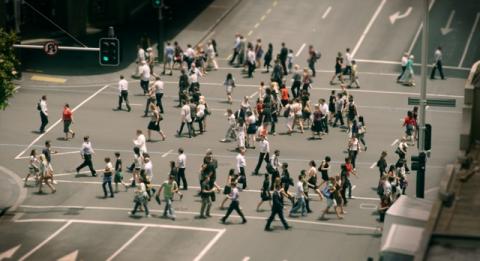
{"left": 62, "top": 103, "right": 75, "bottom": 140}
{"left": 280, "top": 85, "right": 289, "bottom": 107}
{"left": 402, "top": 111, "right": 416, "bottom": 144}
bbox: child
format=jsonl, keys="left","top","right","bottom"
{"left": 26, "top": 149, "right": 40, "bottom": 186}
{"left": 114, "top": 152, "right": 128, "bottom": 193}
{"left": 287, "top": 49, "right": 294, "bottom": 73}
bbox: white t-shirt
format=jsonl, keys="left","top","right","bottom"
{"left": 144, "top": 161, "right": 153, "bottom": 180}
{"left": 178, "top": 153, "right": 186, "bottom": 168}
{"left": 139, "top": 64, "right": 151, "bottom": 81}
{"left": 153, "top": 80, "right": 164, "bottom": 94}
{"left": 295, "top": 181, "right": 304, "bottom": 199}
{"left": 138, "top": 48, "right": 145, "bottom": 62}
{"left": 181, "top": 104, "right": 192, "bottom": 123}
{"left": 196, "top": 104, "right": 205, "bottom": 118}
{"left": 134, "top": 134, "right": 147, "bottom": 153}
{"left": 236, "top": 154, "right": 246, "bottom": 172}
{"left": 118, "top": 79, "right": 128, "bottom": 92}
{"left": 345, "top": 52, "right": 353, "bottom": 66}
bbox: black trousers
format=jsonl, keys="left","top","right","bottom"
{"left": 118, "top": 91, "right": 131, "bottom": 111}
{"left": 144, "top": 98, "right": 153, "bottom": 116}
{"left": 76, "top": 154, "right": 96, "bottom": 175}
{"left": 349, "top": 150, "right": 358, "bottom": 168}
{"left": 281, "top": 59, "right": 288, "bottom": 75}
{"left": 265, "top": 208, "right": 289, "bottom": 229}
{"left": 140, "top": 80, "right": 149, "bottom": 94}
{"left": 222, "top": 200, "right": 246, "bottom": 222}
{"left": 229, "top": 50, "right": 239, "bottom": 64}
{"left": 178, "top": 121, "right": 194, "bottom": 138}
{"left": 102, "top": 179, "right": 114, "bottom": 197}
{"left": 270, "top": 171, "right": 279, "bottom": 190}
{"left": 321, "top": 117, "right": 329, "bottom": 133}
{"left": 239, "top": 167, "right": 247, "bottom": 189}
{"left": 247, "top": 62, "right": 255, "bottom": 77}
{"left": 397, "top": 66, "right": 406, "bottom": 80}
{"left": 430, "top": 60, "right": 445, "bottom": 79}
{"left": 39, "top": 112, "right": 49, "bottom": 132}
{"left": 177, "top": 168, "right": 187, "bottom": 189}
{"left": 333, "top": 111, "right": 344, "bottom": 126}
{"left": 291, "top": 81, "right": 301, "bottom": 98}
{"left": 253, "top": 152, "right": 270, "bottom": 174}
{"left": 155, "top": 93, "right": 164, "bottom": 113}
{"left": 308, "top": 61, "right": 316, "bottom": 76}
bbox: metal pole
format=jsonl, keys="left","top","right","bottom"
{"left": 13, "top": 44, "right": 99, "bottom": 51}
{"left": 157, "top": 6, "right": 165, "bottom": 63}
{"left": 417, "top": 0, "right": 429, "bottom": 198}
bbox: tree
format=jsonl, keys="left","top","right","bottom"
{"left": 0, "top": 28, "right": 20, "bottom": 110}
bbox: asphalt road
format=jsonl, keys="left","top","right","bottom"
{"left": 1, "top": 0, "right": 478, "bottom": 260}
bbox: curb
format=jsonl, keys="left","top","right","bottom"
{"left": 0, "top": 166, "right": 28, "bottom": 216}
{"left": 195, "top": 0, "right": 244, "bottom": 46}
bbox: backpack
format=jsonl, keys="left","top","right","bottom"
{"left": 377, "top": 182, "right": 385, "bottom": 196}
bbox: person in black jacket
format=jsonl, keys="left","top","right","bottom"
{"left": 265, "top": 184, "right": 291, "bottom": 231}
{"left": 279, "top": 42, "right": 288, "bottom": 75}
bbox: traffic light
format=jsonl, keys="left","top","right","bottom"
{"left": 411, "top": 152, "right": 426, "bottom": 172}
{"left": 152, "top": 0, "right": 162, "bottom": 8}
{"left": 424, "top": 124, "right": 432, "bottom": 151}
{"left": 99, "top": 38, "right": 120, "bottom": 66}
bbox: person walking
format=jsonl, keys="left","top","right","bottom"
{"left": 178, "top": 69, "right": 189, "bottom": 107}
{"left": 257, "top": 174, "right": 271, "bottom": 211}
{"left": 117, "top": 75, "right": 131, "bottom": 112}
{"left": 113, "top": 152, "right": 128, "bottom": 192}
{"left": 197, "top": 175, "right": 215, "bottom": 218}
{"left": 348, "top": 60, "right": 360, "bottom": 88}
{"left": 247, "top": 46, "right": 256, "bottom": 78}
{"left": 289, "top": 174, "right": 308, "bottom": 217}
{"left": 220, "top": 109, "right": 237, "bottom": 142}
{"left": 399, "top": 55, "right": 415, "bottom": 86}
{"left": 264, "top": 43, "right": 273, "bottom": 72}
{"left": 307, "top": 45, "right": 320, "bottom": 77}
{"left": 430, "top": 46, "right": 445, "bottom": 80}
{"left": 37, "top": 154, "right": 56, "bottom": 194}
{"left": 265, "top": 184, "right": 291, "bottom": 231}
{"left": 221, "top": 182, "right": 247, "bottom": 224}
{"left": 397, "top": 53, "right": 409, "bottom": 82}
{"left": 102, "top": 157, "right": 114, "bottom": 198}
{"left": 229, "top": 33, "right": 241, "bottom": 65}
{"left": 25, "top": 149, "right": 40, "bottom": 186}
{"left": 177, "top": 100, "right": 194, "bottom": 138}
{"left": 236, "top": 148, "right": 247, "bottom": 189}
{"left": 153, "top": 76, "right": 165, "bottom": 113}
{"left": 377, "top": 151, "right": 388, "bottom": 178}
{"left": 129, "top": 175, "right": 150, "bottom": 217}
{"left": 76, "top": 136, "right": 96, "bottom": 177}
{"left": 62, "top": 103, "right": 75, "bottom": 140}
{"left": 252, "top": 135, "right": 270, "bottom": 175}
{"left": 139, "top": 60, "right": 151, "bottom": 95}
{"left": 330, "top": 52, "right": 344, "bottom": 84}
{"left": 223, "top": 73, "right": 236, "bottom": 104}
{"left": 147, "top": 103, "right": 166, "bottom": 141}
{"left": 156, "top": 175, "right": 178, "bottom": 220}
{"left": 206, "top": 40, "right": 218, "bottom": 71}
{"left": 344, "top": 48, "right": 353, "bottom": 78}
{"left": 133, "top": 129, "right": 148, "bottom": 154}
{"left": 177, "top": 148, "right": 188, "bottom": 190}
{"left": 279, "top": 42, "right": 289, "bottom": 75}
{"left": 162, "top": 42, "right": 174, "bottom": 76}
{"left": 38, "top": 95, "right": 49, "bottom": 133}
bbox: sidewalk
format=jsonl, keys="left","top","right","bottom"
{"left": 0, "top": 166, "right": 27, "bottom": 217}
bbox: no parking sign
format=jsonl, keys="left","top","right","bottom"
{"left": 43, "top": 41, "right": 59, "bottom": 56}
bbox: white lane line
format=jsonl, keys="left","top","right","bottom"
{"left": 226, "top": 54, "right": 232, "bottom": 60}
{"left": 391, "top": 139, "right": 399, "bottom": 146}
{"left": 370, "top": 162, "right": 377, "bottom": 169}
{"left": 193, "top": 229, "right": 226, "bottom": 261}
{"left": 254, "top": 22, "right": 260, "bottom": 29}
{"left": 16, "top": 151, "right": 79, "bottom": 160}
{"left": 161, "top": 149, "right": 173, "bottom": 158}
{"left": 260, "top": 15, "right": 266, "bottom": 21}
{"left": 355, "top": 58, "right": 470, "bottom": 71}
{"left": 247, "top": 30, "right": 253, "bottom": 36}
{"left": 249, "top": 91, "right": 258, "bottom": 98}
{"left": 266, "top": 8, "right": 272, "bottom": 14}
{"left": 272, "top": 1, "right": 277, "bottom": 7}
{"left": 352, "top": 0, "right": 387, "bottom": 57}
{"left": 425, "top": 186, "right": 439, "bottom": 194}
{"left": 18, "top": 221, "right": 72, "bottom": 261}
{"left": 106, "top": 226, "right": 147, "bottom": 261}
{"left": 459, "top": 12, "right": 480, "bottom": 68}
{"left": 19, "top": 205, "right": 379, "bottom": 230}
{"left": 322, "top": 6, "right": 332, "bottom": 19}
{"left": 359, "top": 203, "right": 377, "bottom": 210}
{"left": 242, "top": 257, "right": 251, "bottom": 261}
{"left": 352, "top": 196, "right": 380, "bottom": 201}
{"left": 130, "top": 103, "right": 143, "bottom": 106}
{"left": 14, "top": 84, "right": 110, "bottom": 160}
{"left": 352, "top": 185, "right": 357, "bottom": 190}
{"left": 295, "top": 43, "right": 306, "bottom": 57}
{"left": 407, "top": 0, "right": 436, "bottom": 54}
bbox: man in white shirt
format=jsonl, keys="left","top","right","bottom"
{"left": 163, "top": 42, "right": 175, "bottom": 76}
{"left": 220, "top": 182, "right": 247, "bottom": 224}
{"left": 137, "top": 45, "right": 146, "bottom": 63}
{"left": 206, "top": 41, "right": 218, "bottom": 70}
{"left": 38, "top": 95, "right": 49, "bottom": 133}
{"left": 184, "top": 44, "right": 195, "bottom": 69}
{"left": 236, "top": 148, "right": 247, "bottom": 189}
{"left": 247, "top": 47, "right": 256, "bottom": 78}
{"left": 319, "top": 99, "right": 330, "bottom": 134}
{"left": 397, "top": 52, "right": 409, "bottom": 82}
{"left": 139, "top": 61, "right": 151, "bottom": 95}
{"left": 189, "top": 63, "right": 202, "bottom": 91}
{"left": 177, "top": 148, "right": 188, "bottom": 190}
{"left": 289, "top": 175, "right": 307, "bottom": 217}
{"left": 117, "top": 75, "right": 131, "bottom": 112}
{"left": 430, "top": 46, "right": 445, "bottom": 80}
{"left": 252, "top": 136, "right": 270, "bottom": 175}
{"left": 221, "top": 109, "right": 236, "bottom": 142}
{"left": 76, "top": 136, "right": 96, "bottom": 177}
{"left": 269, "top": 149, "right": 281, "bottom": 190}
{"left": 153, "top": 76, "right": 164, "bottom": 113}
{"left": 177, "top": 100, "right": 194, "bottom": 138}
{"left": 133, "top": 129, "right": 147, "bottom": 154}
{"left": 344, "top": 48, "right": 353, "bottom": 77}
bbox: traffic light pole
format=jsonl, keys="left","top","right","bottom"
{"left": 417, "top": 0, "right": 429, "bottom": 198}
{"left": 157, "top": 6, "right": 165, "bottom": 63}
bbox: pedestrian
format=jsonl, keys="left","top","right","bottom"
{"left": 328, "top": 90, "right": 336, "bottom": 124}
{"left": 114, "top": 152, "right": 128, "bottom": 192}
{"left": 346, "top": 95, "right": 357, "bottom": 130}
{"left": 129, "top": 175, "right": 150, "bottom": 217}
{"left": 235, "top": 119, "right": 247, "bottom": 151}
{"left": 252, "top": 135, "right": 270, "bottom": 175}
{"left": 143, "top": 83, "right": 156, "bottom": 117}
{"left": 156, "top": 175, "right": 178, "bottom": 220}
{"left": 257, "top": 174, "right": 272, "bottom": 211}
{"left": 220, "top": 168, "right": 238, "bottom": 209}
{"left": 265, "top": 184, "right": 291, "bottom": 231}
{"left": 344, "top": 48, "right": 353, "bottom": 78}
{"left": 139, "top": 60, "right": 151, "bottom": 95}
{"left": 42, "top": 140, "right": 57, "bottom": 184}
{"left": 195, "top": 99, "right": 206, "bottom": 133}
{"left": 146, "top": 47, "right": 155, "bottom": 76}
{"left": 319, "top": 98, "right": 329, "bottom": 134}
{"left": 318, "top": 156, "right": 331, "bottom": 186}
{"left": 402, "top": 111, "right": 416, "bottom": 144}
{"left": 206, "top": 40, "right": 218, "bottom": 71}
{"left": 348, "top": 60, "right": 360, "bottom": 88}
{"left": 320, "top": 177, "right": 343, "bottom": 220}
{"left": 399, "top": 55, "right": 415, "bottom": 86}
{"left": 264, "top": 43, "right": 273, "bottom": 72}
{"left": 245, "top": 111, "right": 257, "bottom": 149}
{"left": 357, "top": 116, "right": 367, "bottom": 150}
{"left": 102, "top": 157, "right": 114, "bottom": 198}
{"left": 229, "top": 33, "right": 241, "bottom": 65}
{"left": 330, "top": 52, "right": 345, "bottom": 85}
{"left": 197, "top": 175, "right": 215, "bottom": 219}
{"left": 287, "top": 49, "right": 294, "bottom": 73}
{"left": 38, "top": 95, "right": 48, "bottom": 133}
{"left": 147, "top": 103, "right": 166, "bottom": 141}
{"left": 133, "top": 129, "right": 148, "bottom": 154}
{"left": 396, "top": 53, "right": 409, "bottom": 82}
{"left": 221, "top": 182, "right": 247, "bottom": 224}
{"left": 142, "top": 155, "right": 155, "bottom": 200}
{"left": 184, "top": 44, "right": 195, "bottom": 70}
{"left": 236, "top": 148, "right": 247, "bottom": 189}
{"left": 62, "top": 103, "right": 75, "bottom": 140}
{"left": 377, "top": 151, "right": 388, "bottom": 178}
{"left": 306, "top": 160, "right": 322, "bottom": 198}
{"left": 348, "top": 133, "right": 360, "bottom": 169}
{"left": 279, "top": 42, "right": 288, "bottom": 75}
{"left": 173, "top": 41, "right": 184, "bottom": 70}
{"left": 289, "top": 174, "right": 308, "bottom": 217}
{"left": 247, "top": 46, "right": 256, "bottom": 78}
{"left": 220, "top": 109, "right": 237, "bottom": 142}
{"left": 162, "top": 42, "right": 174, "bottom": 75}
{"left": 25, "top": 149, "right": 40, "bottom": 186}
{"left": 223, "top": 73, "right": 236, "bottom": 104}
{"left": 178, "top": 69, "right": 189, "bottom": 107}
{"left": 176, "top": 148, "right": 188, "bottom": 190}
{"left": 152, "top": 76, "right": 165, "bottom": 113}
{"left": 332, "top": 92, "right": 345, "bottom": 128}
{"left": 37, "top": 153, "right": 56, "bottom": 194}
{"left": 307, "top": 45, "right": 320, "bottom": 77}
{"left": 430, "top": 46, "right": 445, "bottom": 80}
{"left": 117, "top": 75, "right": 131, "bottom": 112}
{"left": 130, "top": 147, "right": 143, "bottom": 187}
{"left": 76, "top": 136, "right": 96, "bottom": 177}
{"left": 177, "top": 100, "right": 194, "bottom": 138}
{"left": 280, "top": 162, "right": 294, "bottom": 204}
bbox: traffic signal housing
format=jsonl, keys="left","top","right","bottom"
{"left": 411, "top": 152, "right": 426, "bottom": 172}
{"left": 99, "top": 38, "right": 120, "bottom": 66}
{"left": 152, "top": 0, "right": 162, "bottom": 8}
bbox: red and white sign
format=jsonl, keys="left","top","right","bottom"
{"left": 43, "top": 41, "right": 59, "bottom": 56}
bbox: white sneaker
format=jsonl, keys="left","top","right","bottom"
{"left": 53, "top": 180, "right": 58, "bottom": 185}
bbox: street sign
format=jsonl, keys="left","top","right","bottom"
{"left": 43, "top": 41, "right": 59, "bottom": 56}
{"left": 407, "top": 97, "right": 456, "bottom": 107}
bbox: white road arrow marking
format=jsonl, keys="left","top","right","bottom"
{"left": 0, "top": 245, "right": 21, "bottom": 260}
{"left": 440, "top": 10, "right": 455, "bottom": 35}
{"left": 389, "top": 6, "right": 412, "bottom": 24}
{"left": 57, "top": 250, "right": 78, "bottom": 261}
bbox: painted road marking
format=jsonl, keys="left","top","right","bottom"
{"left": 19, "top": 206, "right": 379, "bottom": 231}
{"left": 254, "top": 22, "right": 260, "bottom": 29}
{"left": 407, "top": 0, "right": 437, "bottom": 54}
{"left": 260, "top": 15, "right": 266, "bottom": 21}
{"left": 161, "top": 149, "right": 173, "bottom": 158}
{"left": 18, "top": 221, "right": 73, "bottom": 261}
{"left": 295, "top": 43, "right": 306, "bottom": 57}
{"left": 57, "top": 250, "right": 79, "bottom": 261}
{"left": 194, "top": 229, "right": 226, "bottom": 261}
{"left": 322, "top": 6, "right": 332, "bottom": 19}
{"left": 272, "top": 1, "right": 277, "bottom": 7}
{"left": 440, "top": 10, "right": 455, "bottom": 36}
{"left": 354, "top": 58, "right": 469, "bottom": 71}
{"left": 31, "top": 75, "right": 67, "bottom": 84}
{"left": 226, "top": 54, "right": 232, "bottom": 60}
{"left": 249, "top": 91, "right": 258, "bottom": 98}
{"left": 16, "top": 150, "right": 80, "bottom": 160}
{"left": 106, "top": 226, "right": 147, "bottom": 261}
{"left": 352, "top": 0, "right": 387, "bottom": 57}
{"left": 370, "top": 162, "right": 377, "bottom": 169}
{"left": 14, "top": 84, "right": 110, "bottom": 160}
{"left": 352, "top": 185, "right": 357, "bottom": 190}
{"left": 266, "top": 8, "right": 272, "bottom": 14}
{"left": 130, "top": 103, "right": 143, "bottom": 106}
{"left": 360, "top": 203, "right": 378, "bottom": 210}
{"left": 0, "top": 245, "right": 21, "bottom": 260}
{"left": 389, "top": 6, "right": 412, "bottom": 24}
{"left": 247, "top": 30, "right": 253, "bottom": 36}
{"left": 391, "top": 139, "right": 399, "bottom": 146}
{"left": 242, "top": 257, "right": 250, "bottom": 261}
{"left": 459, "top": 12, "right": 480, "bottom": 68}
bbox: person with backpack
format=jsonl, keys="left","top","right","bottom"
{"left": 307, "top": 45, "right": 320, "bottom": 77}
{"left": 38, "top": 95, "right": 49, "bottom": 133}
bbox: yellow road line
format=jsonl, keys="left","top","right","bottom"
{"left": 31, "top": 75, "right": 67, "bottom": 84}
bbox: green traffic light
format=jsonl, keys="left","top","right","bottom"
{"left": 103, "top": 56, "right": 109, "bottom": 62}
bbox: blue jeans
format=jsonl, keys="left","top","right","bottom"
{"left": 132, "top": 201, "right": 149, "bottom": 216}
{"left": 290, "top": 197, "right": 306, "bottom": 216}
{"left": 163, "top": 198, "right": 175, "bottom": 218}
